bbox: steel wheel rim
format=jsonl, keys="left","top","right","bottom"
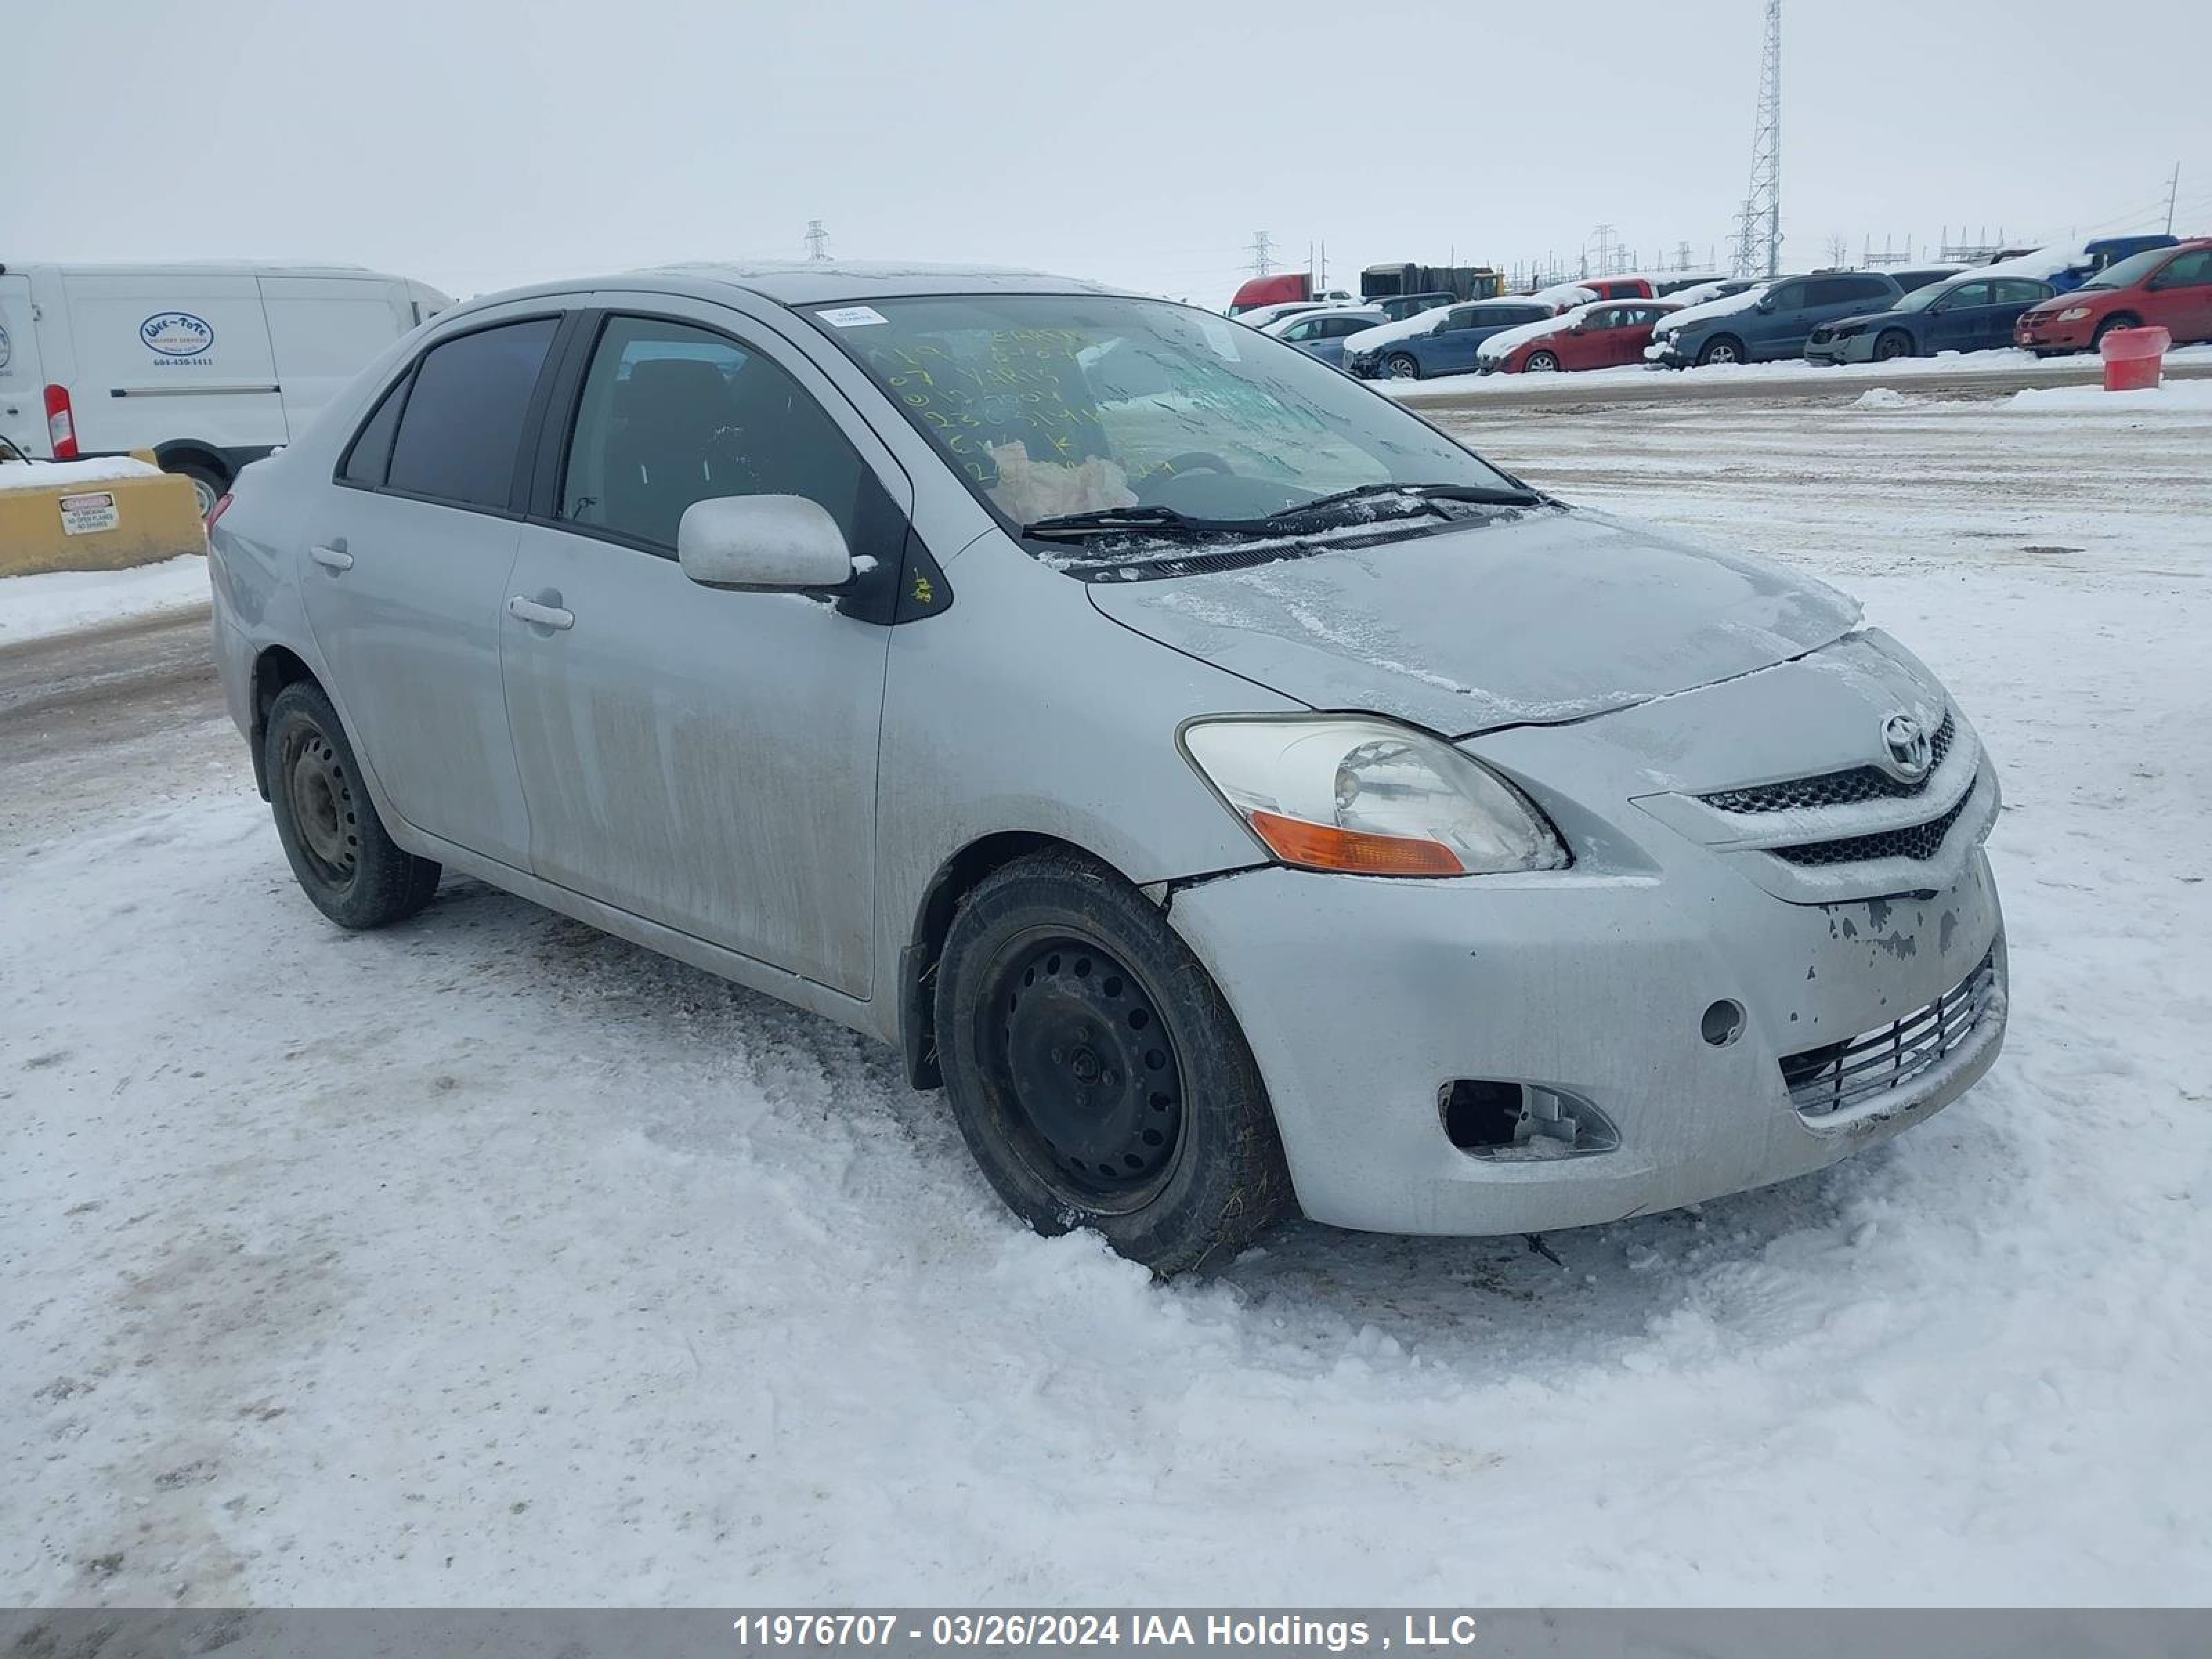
{"left": 979, "top": 930, "right": 1186, "bottom": 1211}
{"left": 285, "top": 725, "right": 357, "bottom": 885}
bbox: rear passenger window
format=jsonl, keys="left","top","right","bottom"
{"left": 1994, "top": 280, "right": 2049, "bottom": 305}
{"left": 559, "top": 315, "right": 869, "bottom": 552}
{"left": 385, "top": 318, "right": 558, "bottom": 510}
{"left": 339, "top": 377, "right": 406, "bottom": 487}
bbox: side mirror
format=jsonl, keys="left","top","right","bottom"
{"left": 1753, "top": 297, "right": 1775, "bottom": 314}
{"left": 678, "top": 494, "right": 853, "bottom": 591}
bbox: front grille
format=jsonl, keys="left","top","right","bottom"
{"left": 1770, "top": 787, "right": 1971, "bottom": 867}
{"left": 1702, "top": 713, "right": 1956, "bottom": 814}
{"left": 1781, "top": 948, "right": 1998, "bottom": 1118}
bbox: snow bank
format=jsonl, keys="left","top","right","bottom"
{"left": 0, "top": 455, "right": 161, "bottom": 494}
{"left": 2004, "top": 378, "right": 2212, "bottom": 413}
{"left": 0, "top": 554, "right": 209, "bottom": 645}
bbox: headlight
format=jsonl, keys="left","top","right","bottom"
{"left": 1181, "top": 716, "right": 1568, "bottom": 877}
{"left": 2056, "top": 306, "right": 2091, "bottom": 322}
{"left": 1831, "top": 322, "right": 1865, "bottom": 338}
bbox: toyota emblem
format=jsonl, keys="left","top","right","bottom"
{"left": 1880, "top": 713, "right": 1933, "bottom": 780}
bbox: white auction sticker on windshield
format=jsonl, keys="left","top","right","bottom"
{"left": 1199, "top": 321, "right": 1243, "bottom": 361}
{"left": 817, "top": 306, "right": 888, "bottom": 328}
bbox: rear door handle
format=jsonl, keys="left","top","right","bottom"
{"left": 507, "top": 594, "right": 574, "bottom": 631}
{"left": 310, "top": 544, "right": 353, "bottom": 572}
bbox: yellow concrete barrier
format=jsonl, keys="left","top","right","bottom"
{"left": 0, "top": 457, "right": 206, "bottom": 579}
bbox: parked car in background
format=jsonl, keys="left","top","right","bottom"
{"left": 0, "top": 261, "right": 451, "bottom": 515}
{"left": 1479, "top": 299, "right": 1682, "bottom": 374}
{"left": 2050, "top": 235, "right": 2178, "bottom": 293}
{"left": 1662, "top": 276, "right": 1762, "bottom": 310}
{"left": 1342, "top": 298, "right": 1557, "bottom": 379}
{"left": 209, "top": 261, "right": 2009, "bottom": 1273}
{"left": 1652, "top": 272, "right": 1727, "bottom": 297}
{"left": 2014, "top": 238, "right": 2212, "bottom": 353}
{"left": 1527, "top": 280, "right": 1599, "bottom": 310}
{"left": 1264, "top": 306, "right": 1388, "bottom": 369}
{"left": 1376, "top": 291, "right": 1456, "bottom": 324}
{"left": 1233, "top": 300, "right": 1333, "bottom": 331}
{"left": 1806, "top": 274, "right": 2054, "bottom": 364}
{"left": 1886, "top": 265, "right": 1968, "bottom": 294}
{"left": 1228, "top": 274, "right": 1353, "bottom": 316}
{"left": 1648, "top": 271, "right": 1903, "bottom": 367}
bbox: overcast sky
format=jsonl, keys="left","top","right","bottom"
{"left": 10, "top": 0, "right": 2209, "bottom": 305}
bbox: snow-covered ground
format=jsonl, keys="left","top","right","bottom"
{"left": 0, "top": 554, "right": 209, "bottom": 646}
{"left": 5, "top": 390, "right": 2209, "bottom": 1606}
{"left": 1377, "top": 339, "right": 2212, "bottom": 400}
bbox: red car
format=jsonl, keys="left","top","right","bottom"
{"left": 1482, "top": 299, "right": 1682, "bottom": 374}
{"left": 2014, "top": 238, "right": 2212, "bottom": 354}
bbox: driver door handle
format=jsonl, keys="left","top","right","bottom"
{"left": 507, "top": 594, "right": 574, "bottom": 631}
{"left": 310, "top": 544, "right": 353, "bottom": 572}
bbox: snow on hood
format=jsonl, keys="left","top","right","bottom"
{"left": 1475, "top": 310, "right": 1575, "bottom": 363}
{"left": 1084, "top": 505, "right": 1862, "bottom": 736}
{"left": 1340, "top": 309, "right": 1449, "bottom": 355}
{"left": 1653, "top": 282, "right": 1770, "bottom": 335}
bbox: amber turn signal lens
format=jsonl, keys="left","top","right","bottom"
{"left": 1246, "top": 809, "right": 1465, "bottom": 877}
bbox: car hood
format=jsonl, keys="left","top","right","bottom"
{"left": 1085, "top": 506, "right": 1862, "bottom": 737}
{"left": 1818, "top": 309, "right": 1894, "bottom": 334}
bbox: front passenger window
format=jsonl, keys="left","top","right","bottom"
{"left": 560, "top": 316, "right": 868, "bottom": 552}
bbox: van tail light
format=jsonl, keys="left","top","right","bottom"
{"left": 205, "top": 492, "right": 234, "bottom": 532}
{"left": 43, "top": 384, "right": 77, "bottom": 459}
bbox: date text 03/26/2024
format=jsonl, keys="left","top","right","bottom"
{"left": 727, "top": 1614, "right": 1484, "bottom": 1651}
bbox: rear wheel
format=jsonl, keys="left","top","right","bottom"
{"left": 1385, "top": 353, "right": 1422, "bottom": 380}
{"left": 1524, "top": 350, "right": 1559, "bottom": 373}
{"left": 263, "top": 682, "right": 440, "bottom": 928}
{"left": 1873, "top": 330, "right": 1914, "bottom": 361}
{"left": 1696, "top": 335, "right": 1745, "bottom": 367}
{"left": 934, "top": 850, "right": 1291, "bottom": 1276}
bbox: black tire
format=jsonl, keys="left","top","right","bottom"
{"left": 263, "top": 682, "right": 440, "bottom": 929}
{"left": 2092, "top": 313, "right": 2140, "bottom": 349}
{"left": 934, "top": 850, "right": 1292, "bottom": 1276}
{"left": 1696, "top": 334, "right": 1746, "bottom": 367}
{"left": 1385, "top": 353, "right": 1422, "bottom": 380}
{"left": 165, "top": 458, "right": 227, "bottom": 519}
{"left": 1873, "top": 330, "right": 1914, "bottom": 361}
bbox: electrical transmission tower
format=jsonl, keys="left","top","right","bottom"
{"left": 804, "top": 220, "right": 830, "bottom": 262}
{"left": 1591, "top": 223, "right": 1618, "bottom": 277}
{"left": 1247, "top": 231, "right": 1275, "bottom": 277}
{"left": 1732, "top": 0, "right": 1783, "bottom": 278}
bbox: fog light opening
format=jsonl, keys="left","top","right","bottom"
{"left": 1701, "top": 998, "right": 1746, "bottom": 1048}
{"left": 1440, "top": 1080, "right": 1618, "bottom": 1160}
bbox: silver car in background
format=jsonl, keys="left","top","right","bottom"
{"left": 207, "top": 263, "right": 2007, "bottom": 1274}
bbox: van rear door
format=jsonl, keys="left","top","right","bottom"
{"left": 259, "top": 275, "right": 413, "bottom": 438}
{"left": 62, "top": 269, "right": 281, "bottom": 456}
{"left": 0, "top": 274, "right": 46, "bottom": 456}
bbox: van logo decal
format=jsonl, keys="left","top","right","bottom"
{"left": 0, "top": 321, "right": 11, "bottom": 372}
{"left": 140, "top": 312, "right": 215, "bottom": 357}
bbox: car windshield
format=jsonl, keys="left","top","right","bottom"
{"left": 2080, "top": 248, "right": 2171, "bottom": 290}
{"left": 809, "top": 292, "right": 1525, "bottom": 542}
{"left": 1892, "top": 281, "right": 1949, "bottom": 313}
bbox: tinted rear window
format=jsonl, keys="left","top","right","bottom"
{"left": 386, "top": 318, "right": 559, "bottom": 510}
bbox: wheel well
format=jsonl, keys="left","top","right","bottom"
{"left": 900, "top": 831, "right": 1095, "bottom": 1090}
{"left": 249, "top": 646, "right": 320, "bottom": 798}
{"left": 1703, "top": 332, "right": 1745, "bottom": 358}
{"left": 152, "top": 442, "right": 230, "bottom": 484}
{"left": 2096, "top": 312, "right": 2140, "bottom": 335}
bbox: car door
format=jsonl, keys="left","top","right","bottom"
{"left": 1608, "top": 304, "right": 1666, "bottom": 366}
{"left": 1925, "top": 281, "right": 1989, "bottom": 353}
{"left": 2144, "top": 249, "right": 2212, "bottom": 343}
{"left": 1557, "top": 307, "right": 1615, "bottom": 370}
{"left": 1990, "top": 279, "right": 2052, "bottom": 346}
{"left": 498, "top": 304, "right": 908, "bottom": 997}
{"left": 297, "top": 308, "right": 561, "bottom": 870}
{"left": 1426, "top": 308, "right": 1483, "bottom": 374}
{"left": 1745, "top": 281, "right": 1803, "bottom": 358}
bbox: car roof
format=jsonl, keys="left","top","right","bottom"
{"left": 453, "top": 261, "right": 1130, "bottom": 313}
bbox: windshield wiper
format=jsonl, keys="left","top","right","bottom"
{"left": 1022, "top": 505, "right": 1243, "bottom": 541}
{"left": 1262, "top": 480, "right": 1541, "bottom": 525}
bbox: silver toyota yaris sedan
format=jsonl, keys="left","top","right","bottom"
{"left": 207, "top": 263, "right": 2006, "bottom": 1273}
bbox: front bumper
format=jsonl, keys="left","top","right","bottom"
{"left": 2016, "top": 315, "right": 2090, "bottom": 351}
{"left": 1644, "top": 337, "right": 1691, "bottom": 368}
{"left": 1803, "top": 334, "right": 1864, "bottom": 364}
{"left": 1173, "top": 852, "right": 2005, "bottom": 1236}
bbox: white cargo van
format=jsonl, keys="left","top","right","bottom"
{"left": 0, "top": 263, "right": 452, "bottom": 514}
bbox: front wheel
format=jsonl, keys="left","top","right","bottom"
{"left": 1524, "top": 350, "right": 1559, "bottom": 373}
{"left": 1385, "top": 353, "right": 1422, "bottom": 380}
{"left": 1873, "top": 330, "right": 1913, "bottom": 362}
{"left": 2092, "top": 313, "right": 2141, "bottom": 349}
{"left": 264, "top": 682, "right": 440, "bottom": 928}
{"left": 934, "top": 851, "right": 1292, "bottom": 1275}
{"left": 1696, "top": 335, "right": 1745, "bottom": 367}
